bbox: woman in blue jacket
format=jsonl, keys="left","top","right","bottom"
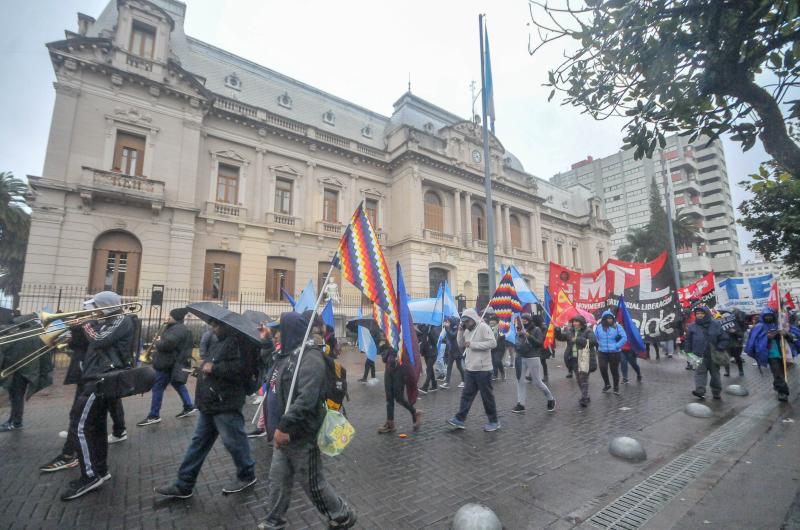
{"left": 594, "top": 310, "right": 627, "bottom": 395}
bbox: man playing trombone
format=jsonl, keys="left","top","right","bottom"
{"left": 137, "top": 308, "right": 196, "bottom": 427}
{"left": 59, "top": 291, "right": 135, "bottom": 501}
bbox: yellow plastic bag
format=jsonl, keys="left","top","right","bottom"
{"left": 317, "top": 405, "right": 355, "bottom": 457}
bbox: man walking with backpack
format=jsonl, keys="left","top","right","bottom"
{"left": 155, "top": 317, "right": 256, "bottom": 499}
{"left": 259, "top": 311, "right": 356, "bottom": 529}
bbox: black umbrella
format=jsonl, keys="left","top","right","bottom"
{"left": 243, "top": 310, "right": 275, "bottom": 327}
{"left": 186, "top": 302, "right": 261, "bottom": 345}
{"left": 345, "top": 315, "right": 380, "bottom": 335}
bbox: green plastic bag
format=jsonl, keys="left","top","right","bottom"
{"left": 317, "top": 405, "right": 355, "bottom": 457}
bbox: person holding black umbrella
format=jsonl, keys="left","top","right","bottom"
{"left": 155, "top": 314, "right": 257, "bottom": 498}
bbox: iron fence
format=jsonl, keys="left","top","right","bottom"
{"left": 16, "top": 283, "right": 434, "bottom": 345}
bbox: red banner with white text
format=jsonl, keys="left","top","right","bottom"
{"left": 677, "top": 271, "right": 716, "bottom": 308}
{"left": 549, "top": 252, "right": 681, "bottom": 340}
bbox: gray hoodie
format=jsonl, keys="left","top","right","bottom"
{"left": 457, "top": 308, "right": 497, "bottom": 372}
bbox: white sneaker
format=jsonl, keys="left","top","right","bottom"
{"left": 108, "top": 431, "right": 128, "bottom": 444}
{"left": 458, "top": 382, "right": 464, "bottom": 388}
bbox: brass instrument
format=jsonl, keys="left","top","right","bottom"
{"left": 142, "top": 321, "right": 168, "bottom": 364}
{"left": 0, "top": 303, "right": 142, "bottom": 347}
{"left": 0, "top": 328, "right": 70, "bottom": 379}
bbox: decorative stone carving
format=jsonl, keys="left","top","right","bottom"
{"left": 324, "top": 281, "right": 340, "bottom": 304}
{"left": 113, "top": 106, "right": 153, "bottom": 124}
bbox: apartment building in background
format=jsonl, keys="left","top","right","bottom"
{"left": 21, "top": 0, "right": 612, "bottom": 309}
{"left": 551, "top": 134, "right": 741, "bottom": 283}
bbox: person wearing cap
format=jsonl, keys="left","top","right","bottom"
{"left": 60, "top": 291, "right": 135, "bottom": 501}
{"left": 686, "top": 305, "right": 729, "bottom": 400}
{"left": 447, "top": 308, "right": 500, "bottom": 432}
{"left": 137, "top": 308, "right": 196, "bottom": 427}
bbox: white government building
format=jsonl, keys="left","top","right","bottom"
{"left": 22, "top": 0, "right": 613, "bottom": 308}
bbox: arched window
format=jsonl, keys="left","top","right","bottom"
{"left": 429, "top": 267, "right": 449, "bottom": 297}
{"left": 509, "top": 215, "right": 522, "bottom": 248}
{"left": 89, "top": 231, "right": 142, "bottom": 295}
{"left": 424, "top": 191, "right": 444, "bottom": 231}
{"left": 471, "top": 204, "right": 486, "bottom": 241}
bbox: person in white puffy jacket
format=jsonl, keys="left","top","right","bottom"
{"left": 447, "top": 309, "right": 500, "bottom": 432}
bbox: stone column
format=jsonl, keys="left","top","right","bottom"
{"left": 464, "top": 191, "right": 473, "bottom": 247}
{"left": 503, "top": 205, "right": 512, "bottom": 253}
{"left": 304, "top": 161, "right": 316, "bottom": 230}
{"left": 453, "top": 189, "right": 462, "bottom": 241}
{"left": 494, "top": 202, "right": 504, "bottom": 252}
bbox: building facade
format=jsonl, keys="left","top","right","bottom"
{"left": 23, "top": 0, "right": 612, "bottom": 308}
{"left": 551, "top": 135, "right": 741, "bottom": 282}
{"left": 742, "top": 260, "right": 800, "bottom": 300}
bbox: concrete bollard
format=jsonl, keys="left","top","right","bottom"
{"left": 685, "top": 403, "right": 713, "bottom": 418}
{"left": 725, "top": 384, "right": 749, "bottom": 396}
{"left": 452, "top": 503, "right": 502, "bottom": 530}
{"left": 609, "top": 436, "right": 647, "bottom": 462}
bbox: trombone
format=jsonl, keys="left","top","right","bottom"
{"left": 0, "top": 328, "right": 70, "bottom": 379}
{"left": 0, "top": 303, "right": 142, "bottom": 347}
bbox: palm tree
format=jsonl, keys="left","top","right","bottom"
{"left": 672, "top": 211, "right": 703, "bottom": 249}
{"left": 617, "top": 227, "right": 655, "bottom": 262}
{"left": 0, "top": 172, "right": 31, "bottom": 307}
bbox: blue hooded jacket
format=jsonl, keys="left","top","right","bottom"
{"left": 594, "top": 310, "right": 627, "bottom": 353}
{"left": 744, "top": 308, "right": 798, "bottom": 366}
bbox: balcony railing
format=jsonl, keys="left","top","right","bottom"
{"left": 124, "top": 52, "right": 153, "bottom": 72}
{"left": 266, "top": 212, "right": 298, "bottom": 228}
{"left": 318, "top": 221, "right": 344, "bottom": 235}
{"left": 423, "top": 229, "right": 455, "bottom": 243}
{"left": 205, "top": 201, "right": 246, "bottom": 218}
{"left": 473, "top": 239, "right": 488, "bottom": 249}
{"left": 79, "top": 167, "right": 165, "bottom": 212}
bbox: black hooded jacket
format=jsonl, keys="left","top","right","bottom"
{"left": 685, "top": 306, "right": 728, "bottom": 357}
{"left": 152, "top": 321, "right": 193, "bottom": 372}
{"left": 555, "top": 316, "right": 596, "bottom": 360}
{"left": 195, "top": 328, "right": 246, "bottom": 415}
{"left": 516, "top": 316, "right": 546, "bottom": 358}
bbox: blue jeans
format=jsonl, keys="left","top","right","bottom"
{"left": 620, "top": 350, "right": 641, "bottom": 379}
{"left": 149, "top": 369, "right": 193, "bottom": 418}
{"left": 175, "top": 411, "right": 255, "bottom": 491}
{"left": 455, "top": 370, "right": 497, "bottom": 423}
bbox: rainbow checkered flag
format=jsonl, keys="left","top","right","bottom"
{"left": 489, "top": 269, "right": 524, "bottom": 335}
{"left": 335, "top": 203, "right": 400, "bottom": 350}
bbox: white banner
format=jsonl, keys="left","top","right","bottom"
{"left": 716, "top": 274, "right": 773, "bottom": 313}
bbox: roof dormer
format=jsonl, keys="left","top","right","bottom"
{"left": 113, "top": 0, "right": 175, "bottom": 79}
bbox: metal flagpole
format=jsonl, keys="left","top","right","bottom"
{"left": 479, "top": 14, "right": 497, "bottom": 295}
{"left": 660, "top": 151, "right": 682, "bottom": 289}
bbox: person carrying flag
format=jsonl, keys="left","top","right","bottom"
{"left": 744, "top": 308, "right": 797, "bottom": 402}
{"left": 447, "top": 309, "right": 500, "bottom": 432}
{"left": 375, "top": 328, "right": 422, "bottom": 434}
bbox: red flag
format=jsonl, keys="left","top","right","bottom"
{"left": 768, "top": 280, "right": 780, "bottom": 311}
{"left": 785, "top": 292, "right": 796, "bottom": 311}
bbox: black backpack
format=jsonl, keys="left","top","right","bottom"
{"left": 322, "top": 351, "right": 348, "bottom": 412}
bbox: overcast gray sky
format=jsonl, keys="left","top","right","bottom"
{"left": 0, "top": 0, "right": 772, "bottom": 262}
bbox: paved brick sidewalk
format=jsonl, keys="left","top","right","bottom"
{"left": 0, "top": 353, "right": 780, "bottom": 529}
